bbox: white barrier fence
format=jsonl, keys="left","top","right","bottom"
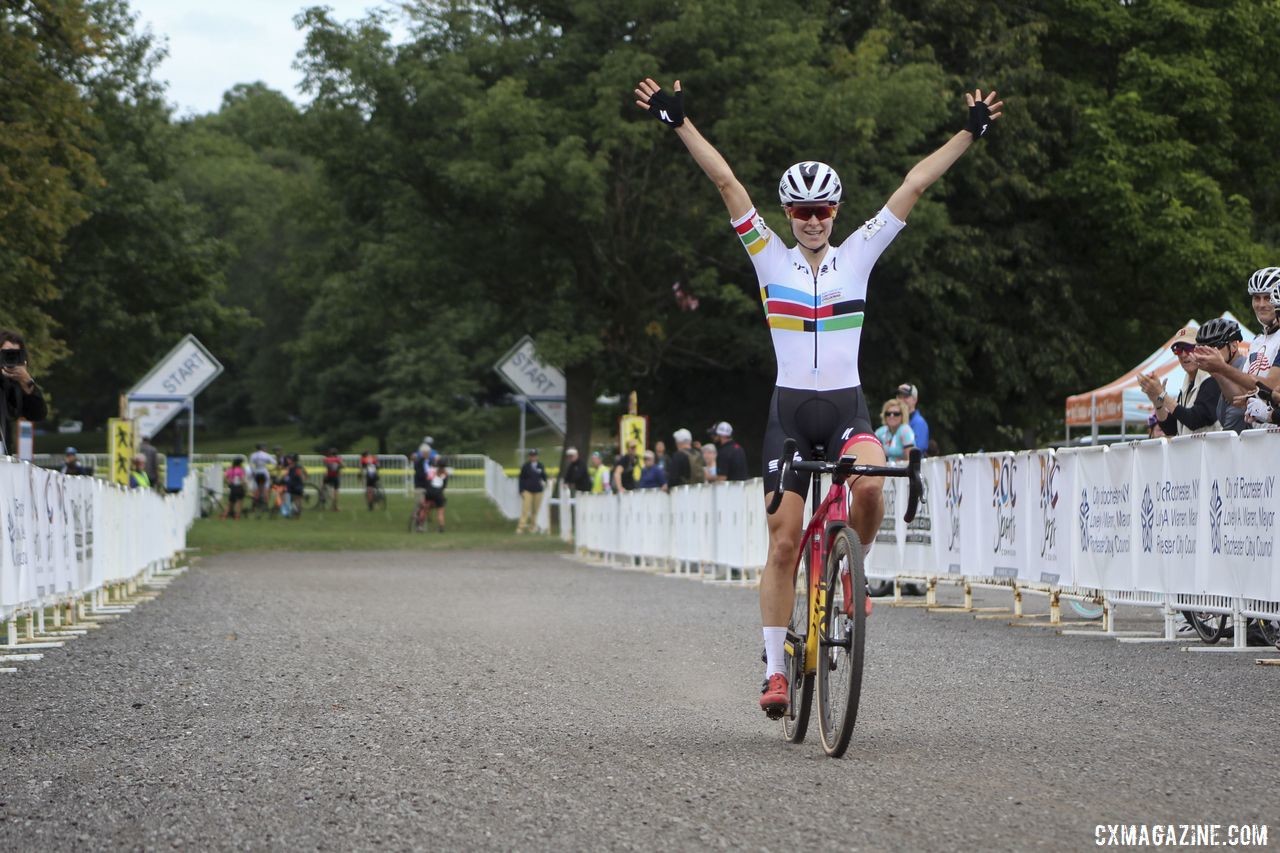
{"left": 0, "top": 459, "right": 199, "bottom": 654}
{"left": 576, "top": 431, "right": 1280, "bottom": 642}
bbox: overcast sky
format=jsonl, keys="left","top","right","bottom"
{"left": 127, "top": 1, "right": 402, "bottom": 115}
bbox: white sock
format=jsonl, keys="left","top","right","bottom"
{"left": 862, "top": 540, "right": 874, "bottom": 563}
{"left": 763, "top": 627, "right": 787, "bottom": 679}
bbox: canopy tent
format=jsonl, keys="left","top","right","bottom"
{"left": 1064, "top": 312, "right": 1256, "bottom": 436}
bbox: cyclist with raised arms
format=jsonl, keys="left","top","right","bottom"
{"left": 634, "top": 76, "right": 1002, "bottom": 717}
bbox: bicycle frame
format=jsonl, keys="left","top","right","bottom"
{"left": 787, "top": 473, "right": 852, "bottom": 679}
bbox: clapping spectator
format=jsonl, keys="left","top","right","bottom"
{"left": 875, "top": 398, "right": 916, "bottom": 462}
{"left": 711, "top": 422, "right": 748, "bottom": 481}
{"left": 636, "top": 450, "right": 668, "bottom": 490}
{"left": 896, "top": 383, "right": 930, "bottom": 456}
{"left": 1188, "top": 318, "right": 1247, "bottom": 433}
{"left": 1137, "top": 326, "right": 1221, "bottom": 435}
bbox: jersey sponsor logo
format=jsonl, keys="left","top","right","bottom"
{"left": 820, "top": 289, "right": 841, "bottom": 305}
{"left": 768, "top": 458, "right": 779, "bottom": 473}
{"left": 659, "top": 109, "right": 671, "bottom": 123}
{"left": 860, "top": 216, "right": 887, "bottom": 240}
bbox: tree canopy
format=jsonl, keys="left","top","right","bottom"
{"left": 7, "top": 0, "right": 1279, "bottom": 460}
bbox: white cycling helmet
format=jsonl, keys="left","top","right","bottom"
{"left": 1246, "top": 266, "right": 1280, "bottom": 295}
{"left": 778, "top": 161, "right": 842, "bottom": 205}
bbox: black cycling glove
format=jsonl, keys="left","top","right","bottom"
{"left": 965, "top": 99, "right": 992, "bottom": 138}
{"left": 646, "top": 87, "right": 685, "bottom": 129}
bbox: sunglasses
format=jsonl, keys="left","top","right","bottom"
{"left": 785, "top": 204, "right": 838, "bottom": 222}
{"left": 885, "top": 411, "right": 903, "bottom": 417}
{"left": 1171, "top": 343, "right": 1196, "bottom": 354}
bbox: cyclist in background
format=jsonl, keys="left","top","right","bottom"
{"left": 322, "top": 447, "right": 343, "bottom": 511}
{"left": 635, "top": 76, "right": 1002, "bottom": 717}
{"left": 249, "top": 443, "right": 275, "bottom": 506}
{"left": 360, "top": 450, "right": 380, "bottom": 509}
{"left": 424, "top": 457, "right": 449, "bottom": 533}
{"left": 284, "top": 455, "right": 307, "bottom": 519}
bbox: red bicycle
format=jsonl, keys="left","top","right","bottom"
{"left": 766, "top": 438, "right": 923, "bottom": 757}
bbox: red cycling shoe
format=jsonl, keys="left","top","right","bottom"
{"left": 759, "top": 673, "right": 789, "bottom": 718}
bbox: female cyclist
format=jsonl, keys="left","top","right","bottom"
{"left": 634, "top": 76, "right": 1002, "bottom": 717}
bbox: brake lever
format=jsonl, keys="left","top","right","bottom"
{"left": 903, "top": 449, "right": 923, "bottom": 523}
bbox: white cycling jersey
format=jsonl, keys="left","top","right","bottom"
{"left": 1247, "top": 327, "right": 1280, "bottom": 378}
{"left": 249, "top": 450, "right": 275, "bottom": 475}
{"left": 732, "top": 205, "right": 905, "bottom": 391}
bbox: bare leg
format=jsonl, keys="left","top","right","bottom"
{"left": 844, "top": 437, "right": 887, "bottom": 546}
{"left": 760, "top": 491, "right": 805, "bottom": 626}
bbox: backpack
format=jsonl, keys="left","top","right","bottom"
{"left": 682, "top": 446, "right": 707, "bottom": 485}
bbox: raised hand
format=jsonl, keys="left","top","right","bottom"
{"left": 963, "top": 88, "right": 1004, "bottom": 138}
{"left": 634, "top": 78, "right": 685, "bottom": 128}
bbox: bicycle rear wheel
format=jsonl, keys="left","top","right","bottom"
{"left": 817, "top": 527, "right": 866, "bottom": 758}
{"left": 301, "top": 482, "right": 322, "bottom": 510}
{"left": 1185, "top": 610, "right": 1228, "bottom": 644}
{"left": 782, "top": 548, "right": 814, "bottom": 744}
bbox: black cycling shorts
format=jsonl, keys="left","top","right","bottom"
{"left": 423, "top": 487, "right": 447, "bottom": 507}
{"left": 762, "top": 385, "right": 874, "bottom": 497}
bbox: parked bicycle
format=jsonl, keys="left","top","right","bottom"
{"left": 766, "top": 439, "right": 923, "bottom": 757}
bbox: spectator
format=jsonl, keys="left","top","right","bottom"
{"left": 636, "top": 449, "right": 668, "bottom": 490}
{"left": 139, "top": 434, "right": 159, "bottom": 491}
{"left": 1195, "top": 269, "right": 1280, "bottom": 427}
{"left": 249, "top": 443, "right": 275, "bottom": 506}
{"left": 61, "top": 446, "right": 84, "bottom": 476}
{"left": 612, "top": 441, "right": 641, "bottom": 493}
{"left": 517, "top": 448, "right": 547, "bottom": 534}
{"left": 284, "top": 455, "right": 307, "bottom": 518}
{"left": 701, "top": 442, "right": 718, "bottom": 480}
{"left": 711, "top": 421, "right": 748, "bottom": 481}
{"left": 653, "top": 440, "right": 669, "bottom": 473}
{"left": 129, "top": 453, "right": 151, "bottom": 490}
{"left": 875, "top": 398, "right": 916, "bottom": 462}
{"left": 360, "top": 450, "right": 380, "bottom": 510}
{"left": 322, "top": 447, "right": 342, "bottom": 511}
{"left": 560, "top": 447, "right": 591, "bottom": 495}
{"left": 424, "top": 457, "right": 448, "bottom": 533}
{"left": 0, "top": 330, "right": 46, "bottom": 455}
{"left": 589, "top": 451, "right": 610, "bottom": 494}
{"left": 666, "top": 428, "right": 706, "bottom": 488}
{"left": 1138, "top": 326, "right": 1221, "bottom": 436}
{"left": 1188, "top": 318, "right": 1247, "bottom": 433}
{"left": 896, "top": 384, "right": 930, "bottom": 456}
{"left": 1146, "top": 413, "right": 1166, "bottom": 439}
{"left": 419, "top": 435, "right": 435, "bottom": 460}
{"left": 223, "top": 456, "right": 248, "bottom": 519}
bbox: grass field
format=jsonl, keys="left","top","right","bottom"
{"left": 186, "top": 491, "right": 570, "bottom": 556}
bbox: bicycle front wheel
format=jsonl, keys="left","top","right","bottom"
{"left": 1185, "top": 610, "right": 1228, "bottom": 644}
{"left": 301, "top": 482, "right": 322, "bottom": 510}
{"left": 817, "top": 527, "right": 866, "bottom": 758}
{"left": 782, "top": 547, "right": 813, "bottom": 744}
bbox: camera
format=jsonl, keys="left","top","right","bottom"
{"left": 0, "top": 348, "right": 26, "bottom": 368}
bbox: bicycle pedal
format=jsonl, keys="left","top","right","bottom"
{"left": 763, "top": 707, "right": 785, "bottom": 721}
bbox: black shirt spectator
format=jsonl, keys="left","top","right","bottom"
{"left": 0, "top": 330, "right": 45, "bottom": 453}
{"left": 560, "top": 448, "right": 591, "bottom": 493}
{"left": 667, "top": 449, "right": 692, "bottom": 488}
{"left": 519, "top": 456, "right": 547, "bottom": 493}
{"left": 716, "top": 439, "right": 748, "bottom": 481}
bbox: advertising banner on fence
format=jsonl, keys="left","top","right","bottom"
{"left": 1197, "top": 431, "right": 1278, "bottom": 600}
{"left": 1132, "top": 437, "right": 1200, "bottom": 595}
{"left": 929, "top": 457, "right": 966, "bottom": 575}
{"left": 975, "top": 452, "right": 1025, "bottom": 580}
{"left": 869, "top": 476, "right": 904, "bottom": 578}
{"left": 1025, "top": 449, "right": 1073, "bottom": 586}
{"left": 1071, "top": 446, "right": 1135, "bottom": 592}
{"left": 902, "top": 467, "right": 934, "bottom": 575}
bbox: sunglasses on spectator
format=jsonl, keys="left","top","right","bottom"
{"left": 885, "top": 411, "right": 903, "bottom": 417}
{"left": 785, "top": 204, "right": 838, "bottom": 221}
{"left": 1171, "top": 343, "right": 1196, "bottom": 354}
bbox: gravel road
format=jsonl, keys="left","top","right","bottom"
{"left": 2, "top": 550, "right": 1276, "bottom": 851}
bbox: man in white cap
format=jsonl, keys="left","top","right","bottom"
{"left": 559, "top": 446, "right": 591, "bottom": 495}
{"left": 711, "top": 421, "right": 748, "bottom": 481}
{"left": 896, "top": 384, "right": 930, "bottom": 455}
{"left": 666, "top": 428, "right": 705, "bottom": 487}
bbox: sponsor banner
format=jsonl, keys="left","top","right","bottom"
{"left": 29, "top": 464, "right": 52, "bottom": 598}
{"left": 975, "top": 452, "right": 1026, "bottom": 580}
{"left": 1198, "top": 431, "right": 1278, "bottom": 599}
{"left": 1026, "top": 449, "right": 1072, "bottom": 586}
{"left": 0, "top": 464, "right": 32, "bottom": 610}
{"left": 929, "top": 457, "right": 966, "bottom": 575}
{"left": 903, "top": 469, "right": 934, "bottom": 575}
{"left": 868, "top": 475, "right": 904, "bottom": 578}
{"left": 1132, "top": 437, "right": 1201, "bottom": 594}
{"left": 1072, "top": 446, "right": 1135, "bottom": 591}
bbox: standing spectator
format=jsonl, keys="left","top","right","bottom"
{"left": 896, "top": 384, "right": 930, "bottom": 456}
{"left": 636, "top": 450, "right": 668, "bottom": 490}
{"left": 701, "top": 443, "right": 718, "bottom": 480}
{"left": 1138, "top": 326, "right": 1221, "bottom": 436}
{"left": 560, "top": 447, "right": 591, "bottom": 495}
{"left": 1196, "top": 271, "right": 1280, "bottom": 427}
{"left": 711, "top": 422, "right": 748, "bottom": 481}
{"left": 653, "top": 440, "right": 670, "bottom": 474}
{"left": 284, "top": 455, "right": 307, "bottom": 518}
{"left": 612, "top": 441, "right": 641, "bottom": 493}
{"left": 360, "top": 450, "right": 380, "bottom": 509}
{"left": 419, "top": 435, "right": 435, "bottom": 460}
{"left": 875, "top": 398, "right": 916, "bottom": 462}
{"left": 61, "top": 447, "right": 84, "bottom": 476}
{"left": 517, "top": 448, "right": 547, "bottom": 534}
{"left": 589, "top": 451, "right": 610, "bottom": 494}
{"left": 1189, "top": 318, "right": 1247, "bottom": 433}
{"left": 666, "top": 428, "right": 707, "bottom": 488}
{"left": 322, "top": 447, "right": 343, "bottom": 511}
{"left": 223, "top": 456, "right": 248, "bottom": 519}
{"left": 249, "top": 443, "right": 275, "bottom": 506}
{"left": 139, "top": 434, "right": 159, "bottom": 491}
{"left": 424, "top": 457, "right": 448, "bottom": 533}
{"left": 0, "top": 330, "right": 46, "bottom": 454}
{"left": 129, "top": 453, "right": 151, "bottom": 490}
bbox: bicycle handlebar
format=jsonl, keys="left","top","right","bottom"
{"left": 765, "top": 440, "right": 924, "bottom": 524}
